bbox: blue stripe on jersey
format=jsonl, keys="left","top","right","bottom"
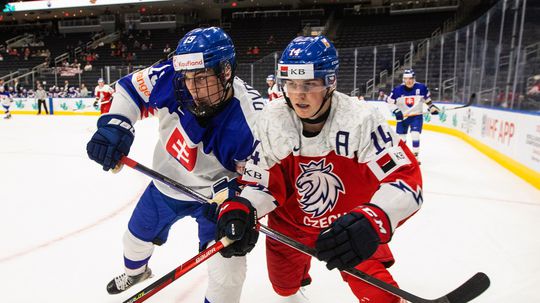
{"left": 391, "top": 82, "right": 429, "bottom": 99}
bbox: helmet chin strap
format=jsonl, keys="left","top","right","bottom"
{"left": 300, "top": 87, "right": 334, "bottom": 124}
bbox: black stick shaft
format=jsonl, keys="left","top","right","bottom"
{"left": 119, "top": 156, "right": 489, "bottom": 303}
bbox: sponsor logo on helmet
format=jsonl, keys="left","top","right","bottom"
{"left": 173, "top": 53, "right": 205, "bottom": 71}
{"left": 278, "top": 64, "right": 315, "bottom": 79}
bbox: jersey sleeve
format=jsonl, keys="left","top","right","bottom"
{"left": 108, "top": 61, "right": 172, "bottom": 123}
{"left": 358, "top": 107, "right": 423, "bottom": 232}
{"left": 239, "top": 106, "right": 290, "bottom": 217}
{"left": 421, "top": 84, "right": 432, "bottom": 103}
{"left": 386, "top": 88, "right": 399, "bottom": 112}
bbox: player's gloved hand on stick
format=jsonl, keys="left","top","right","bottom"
{"left": 86, "top": 114, "right": 135, "bottom": 171}
{"left": 393, "top": 109, "right": 404, "bottom": 122}
{"left": 316, "top": 204, "right": 392, "bottom": 271}
{"left": 216, "top": 197, "right": 259, "bottom": 258}
{"left": 428, "top": 104, "right": 440, "bottom": 115}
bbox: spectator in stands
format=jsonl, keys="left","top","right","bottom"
{"left": 84, "top": 62, "right": 93, "bottom": 71}
{"left": 133, "top": 40, "right": 141, "bottom": 49}
{"left": 13, "top": 79, "right": 21, "bottom": 94}
{"left": 527, "top": 75, "right": 540, "bottom": 101}
{"left": 252, "top": 46, "right": 260, "bottom": 55}
{"left": 163, "top": 43, "right": 171, "bottom": 54}
{"left": 80, "top": 83, "right": 89, "bottom": 97}
{"left": 35, "top": 85, "right": 48, "bottom": 115}
{"left": 246, "top": 47, "right": 253, "bottom": 55}
{"left": 141, "top": 43, "right": 148, "bottom": 51}
{"left": 377, "top": 89, "right": 388, "bottom": 101}
{"left": 64, "top": 80, "right": 70, "bottom": 92}
{"left": 71, "top": 58, "right": 81, "bottom": 69}
{"left": 357, "top": 95, "right": 366, "bottom": 102}
{"left": 266, "top": 35, "right": 275, "bottom": 45}
{"left": 24, "top": 47, "right": 31, "bottom": 60}
{"left": 0, "top": 53, "right": 3, "bottom": 61}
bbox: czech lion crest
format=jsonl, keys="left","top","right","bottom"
{"left": 296, "top": 159, "right": 345, "bottom": 217}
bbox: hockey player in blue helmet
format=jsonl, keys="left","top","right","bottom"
{"left": 173, "top": 27, "right": 237, "bottom": 120}
{"left": 86, "top": 27, "right": 265, "bottom": 302}
{"left": 215, "top": 35, "right": 422, "bottom": 302}
{"left": 387, "top": 68, "right": 440, "bottom": 162}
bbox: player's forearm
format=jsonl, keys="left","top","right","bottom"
{"left": 108, "top": 85, "right": 142, "bottom": 123}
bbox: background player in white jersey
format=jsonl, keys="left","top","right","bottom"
{"left": 94, "top": 78, "right": 115, "bottom": 114}
{"left": 86, "top": 27, "right": 265, "bottom": 303}
{"left": 266, "top": 74, "right": 283, "bottom": 101}
{"left": 214, "top": 36, "right": 422, "bottom": 303}
{"left": 0, "top": 86, "right": 13, "bottom": 119}
{"left": 386, "top": 69, "right": 439, "bottom": 161}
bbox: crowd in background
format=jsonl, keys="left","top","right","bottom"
{"left": 0, "top": 79, "right": 94, "bottom": 98}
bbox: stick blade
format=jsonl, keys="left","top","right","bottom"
{"left": 440, "top": 272, "right": 490, "bottom": 303}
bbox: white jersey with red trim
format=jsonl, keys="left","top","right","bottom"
{"left": 240, "top": 91, "right": 423, "bottom": 233}
{"left": 267, "top": 84, "right": 283, "bottom": 101}
{"left": 95, "top": 84, "right": 114, "bottom": 104}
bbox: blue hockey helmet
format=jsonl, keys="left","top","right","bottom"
{"left": 403, "top": 69, "right": 415, "bottom": 79}
{"left": 277, "top": 36, "right": 338, "bottom": 122}
{"left": 174, "top": 27, "right": 236, "bottom": 72}
{"left": 266, "top": 74, "right": 275, "bottom": 81}
{"left": 278, "top": 35, "right": 338, "bottom": 88}
{"left": 173, "top": 27, "right": 236, "bottom": 119}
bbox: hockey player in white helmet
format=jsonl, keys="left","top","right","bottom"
{"left": 387, "top": 69, "right": 439, "bottom": 162}
{"left": 214, "top": 35, "right": 423, "bottom": 302}
{"left": 86, "top": 27, "right": 265, "bottom": 303}
{"left": 0, "top": 86, "right": 13, "bottom": 119}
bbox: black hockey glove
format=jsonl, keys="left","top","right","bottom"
{"left": 428, "top": 104, "right": 440, "bottom": 115}
{"left": 316, "top": 204, "right": 392, "bottom": 271}
{"left": 86, "top": 114, "right": 135, "bottom": 171}
{"left": 393, "top": 109, "right": 404, "bottom": 122}
{"left": 216, "top": 197, "right": 259, "bottom": 258}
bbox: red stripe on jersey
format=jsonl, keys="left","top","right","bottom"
{"left": 218, "top": 201, "right": 250, "bottom": 219}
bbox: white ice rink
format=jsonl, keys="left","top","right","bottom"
{"left": 1, "top": 115, "right": 539, "bottom": 303}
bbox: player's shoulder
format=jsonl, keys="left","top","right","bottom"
{"left": 333, "top": 91, "right": 382, "bottom": 127}
{"left": 260, "top": 97, "right": 292, "bottom": 123}
{"left": 414, "top": 82, "right": 428, "bottom": 89}
{"left": 391, "top": 85, "right": 405, "bottom": 95}
{"left": 232, "top": 77, "right": 266, "bottom": 117}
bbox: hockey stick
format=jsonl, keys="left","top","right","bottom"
{"left": 118, "top": 156, "right": 490, "bottom": 303}
{"left": 122, "top": 236, "right": 234, "bottom": 303}
{"left": 404, "top": 93, "right": 476, "bottom": 118}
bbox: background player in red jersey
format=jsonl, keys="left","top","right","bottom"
{"left": 266, "top": 74, "right": 283, "bottom": 101}
{"left": 215, "top": 36, "right": 422, "bottom": 303}
{"left": 94, "top": 78, "right": 114, "bottom": 114}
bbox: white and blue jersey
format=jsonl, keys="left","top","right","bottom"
{"left": 110, "top": 60, "right": 265, "bottom": 200}
{"left": 387, "top": 82, "right": 431, "bottom": 117}
{"left": 0, "top": 91, "right": 12, "bottom": 110}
